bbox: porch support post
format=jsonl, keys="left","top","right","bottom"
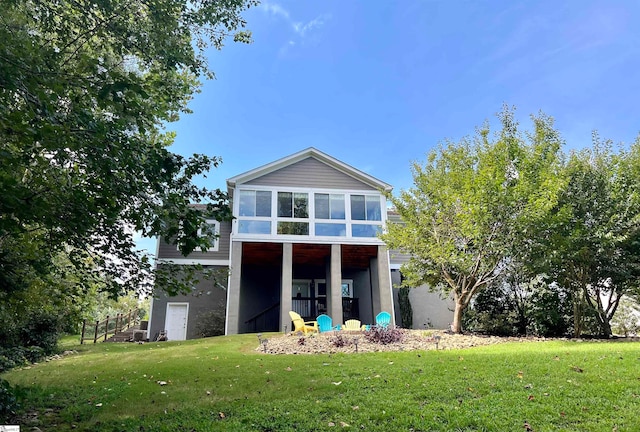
{"left": 280, "top": 243, "right": 293, "bottom": 332}
{"left": 370, "top": 245, "right": 395, "bottom": 326}
{"left": 327, "top": 244, "right": 343, "bottom": 325}
{"left": 226, "top": 240, "right": 243, "bottom": 335}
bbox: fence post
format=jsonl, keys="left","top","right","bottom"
{"left": 93, "top": 320, "right": 99, "bottom": 343}
{"left": 81, "top": 319, "right": 86, "bottom": 344}
{"left": 104, "top": 315, "right": 110, "bottom": 341}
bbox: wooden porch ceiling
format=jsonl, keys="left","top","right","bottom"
{"left": 241, "top": 242, "right": 379, "bottom": 269}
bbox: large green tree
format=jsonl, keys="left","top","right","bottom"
{"left": 542, "top": 137, "right": 640, "bottom": 337}
{"left": 0, "top": 0, "right": 256, "bottom": 303}
{"left": 383, "top": 108, "right": 565, "bottom": 333}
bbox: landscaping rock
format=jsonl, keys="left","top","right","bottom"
{"left": 256, "top": 330, "right": 543, "bottom": 354}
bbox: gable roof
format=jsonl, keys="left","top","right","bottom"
{"left": 226, "top": 147, "right": 393, "bottom": 192}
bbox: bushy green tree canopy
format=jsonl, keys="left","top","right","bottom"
{"left": 383, "top": 108, "right": 565, "bottom": 333}
{"left": 0, "top": 0, "right": 256, "bottom": 362}
{"left": 385, "top": 107, "right": 640, "bottom": 336}
{"left": 541, "top": 136, "right": 640, "bottom": 337}
{"left": 0, "top": 0, "right": 256, "bottom": 301}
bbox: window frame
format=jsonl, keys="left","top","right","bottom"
{"left": 176, "top": 219, "right": 220, "bottom": 252}
{"left": 234, "top": 186, "right": 386, "bottom": 242}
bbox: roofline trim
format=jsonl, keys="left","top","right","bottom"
{"left": 226, "top": 147, "right": 393, "bottom": 192}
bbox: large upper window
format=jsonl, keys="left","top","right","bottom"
{"left": 350, "top": 195, "right": 381, "bottom": 221}
{"left": 235, "top": 188, "right": 384, "bottom": 240}
{"left": 314, "top": 193, "right": 346, "bottom": 237}
{"left": 277, "top": 192, "right": 308, "bottom": 236}
{"left": 239, "top": 190, "right": 271, "bottom": 217}
{"left": 277, "top": 192, "right": 308, "bottom": 218}
{"left": 350, "top": 195, "right": 382, "bottom": 237}
{"left": 314, "top": 193, "right": 345, "bottom": 220}
{"left": 238, "top": 190, "right": 272, "bottom": 234}
{"left": 238, "top": 220, "right": 271, "bottom": 234}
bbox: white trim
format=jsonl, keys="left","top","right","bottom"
{"left": 385, "top": 248, "right": 397, "bottom": 324}
{"left": 165, "top": 302, "right": 189, "bottom": 341}
{"left": 148, "top": 236, "right": 159, "bottom": 337}
{"left": 147, "top": 296, "right": 154, "bottom": 340}
{"left": 235, "top": 184, "right": 385, "bottom": 196}
{"left": 198, "top": 220, "right": 220, "bottom": 252}
{"left": 156, "top": 258, "right": 230, "bottom": 266}
{"left": 154, "top": 236, "right": 161, "bottom": 268}
{"left": 227, "top": 235, "right": 385, "bottom": 246}
{"left": 224, "top": 239, "right": 234, "bottom": 336}
{"left": 227, "top": 147, "right": 392, "bottom": 192}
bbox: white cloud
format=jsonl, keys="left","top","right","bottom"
{"left": 261, "top": 2, "right": 290, "bottom": 20}
{"left": 293, "top": 15, "right": 328, "bottom": 37}
{"left": 260, "top": 2, "right": 330, "bottom": 54}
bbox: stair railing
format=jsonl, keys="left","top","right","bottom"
{"left": 81, "top": 308, "right": 139, "bottom": 344}
{"left": 244, "top": 302, "right": 280, "bottom": 333}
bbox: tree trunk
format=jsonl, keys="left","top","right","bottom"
{"left": 451, "top": 300, "right": 465, "bottom": 333}
{"left": 594, "top": 307, "right": 613, "bottom": 338}
{"left": 572, "top": 293, "right": 584, "bottom": 338}
{"left": 601, "top": 318, "right": 612, "bottom": 338}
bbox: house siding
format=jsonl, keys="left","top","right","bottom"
{"left": 390, "top": 265, "right": 454, "bottom": 330}
{"left": 244, "top": 157, "right": 377, "bottom": 190}
{"left": 389, "top": 250, "right": 412, "bottom": 267}
{"left": 149, "top": 265, "right": 228, "bottom": 340}
{"left": 386, "top": 212, "right": 412, "bottom": 267}
{"left": 157, "top": 220, "right": 232, "bottom": 261}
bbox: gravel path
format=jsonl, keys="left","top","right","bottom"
{"left": 255, "top": 330, "right": 543, "bottom": 354}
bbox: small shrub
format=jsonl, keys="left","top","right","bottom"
{"left": 330, "top": 333, "right": 350, "bottom": 348}
{"left": 0, "top": 355, "right": 17, "bottom": 373}
{"left": 0, "top": 379, "right": 19, "bottom": 420}
{"left": 20, "top": 310, "right": 61, "bottom": 355}
{"left": 364, "top": 326, "right": 405, "bottom": 345}
{"left": 398, "top": 286, "right": 413, "bottom": 328}
{"left": 23, "top": 346, "right": 46, "bottom": 363}
{"left": 195, "top": 301, "right": 226, "bottom": 338}
{"left": 0, "top": 347, "right": 26, "bottom": 373}
{"left": 0, "top": 345, "right": 48, "bottom": 373}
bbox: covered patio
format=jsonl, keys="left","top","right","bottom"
{"left": 228, "top": 242, "right": 394, "bottom": 334}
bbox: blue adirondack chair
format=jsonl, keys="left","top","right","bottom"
{"left": 375, "top": 311, "right": 391, "bottom": 328}
{"left": 317, "top": 314, "right": 339, "bottom": 333}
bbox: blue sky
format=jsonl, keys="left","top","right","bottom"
{"left": 138, "top": 0, "right": 640, "bottom": 253}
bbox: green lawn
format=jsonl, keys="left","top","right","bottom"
{"left": 3, "top": 335, "right": 640, "bottom": 431}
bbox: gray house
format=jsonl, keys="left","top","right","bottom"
{"left": 149, "top": 148, "right": 452, "bottom": 340}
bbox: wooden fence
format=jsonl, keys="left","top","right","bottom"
{"left": 80, "top": 308, "right": 139, "bottom": 344}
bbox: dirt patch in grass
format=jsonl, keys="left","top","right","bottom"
{"left": 256, "top": 330, "right": 544, "bottom": 354}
